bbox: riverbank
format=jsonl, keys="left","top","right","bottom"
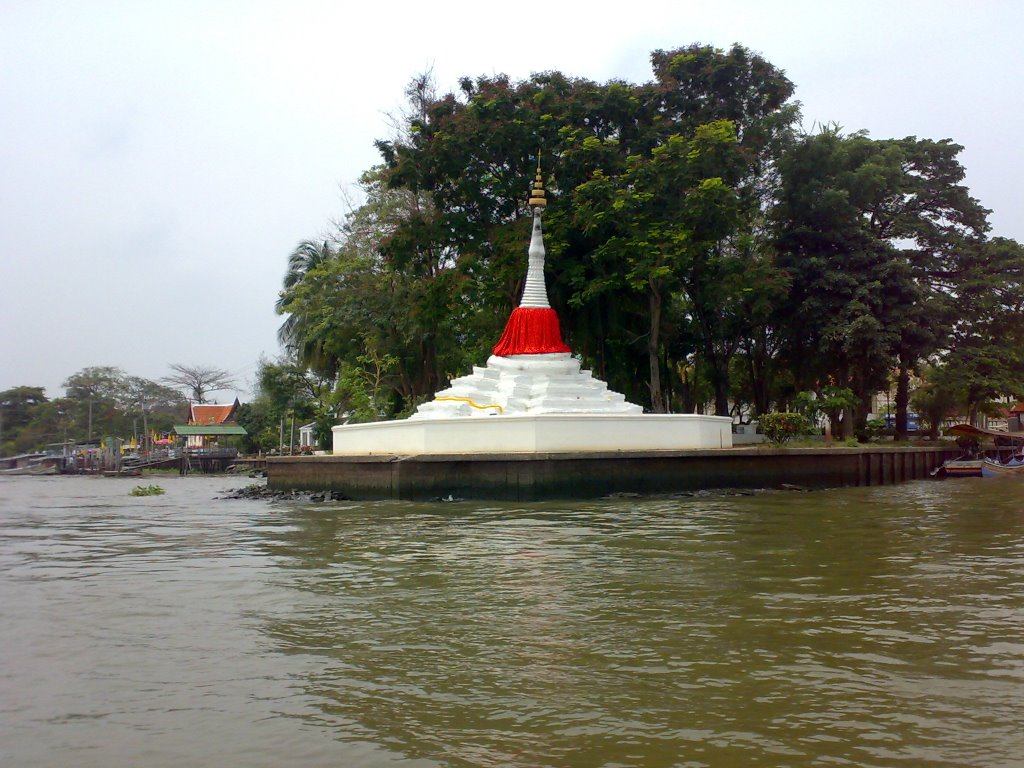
{"left": 268, "top": 444, "right": 961, "bottom": 500}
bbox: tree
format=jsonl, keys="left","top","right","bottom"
{"left": 163, "top": 364, "right": 237, "bottom": 404}
{"left": 275, "top": 239, "right": 338, "bottom": 359}
{"left": 911, "top": 366, "right": 963, "bottom": 440}
{"left": 572, "top": 124, "right": 744, "bottom": 412}
{"left": 63, "top": 366, "right": 127, "bottom": 441}
{"left": 0, "top": 386, "right": 49, "bottom": 455}
{"left": 848, "top": 135, "right": 989, "bottom": 438}
{"left": 275, "top": 46, "right": 1006, "bottom": 429}
{"left": 930, "top": 237, "right": 1024, "bottom": 423}
{"left": 124, "top": 377, "right": 188, "bottom": 450}
{"left": 772, "top": 128, "right": 988, "bottom": 436}
{"left": 368, "top": 45, "right": 797, "bottom": 413}
{"left": 0, "top": 386, "right": 47, "bottom": 434}
{"left": 235, "top": 356, "right": 335, "bottom": 452}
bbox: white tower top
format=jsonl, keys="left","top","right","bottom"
{"left": 519, "top": 159, "right": 550, "bottom": 309}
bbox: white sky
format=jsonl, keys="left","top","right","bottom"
{"left": 2, "top": 0, "right": 1021, "bottom": 401}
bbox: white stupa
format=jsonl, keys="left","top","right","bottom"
{"left": 413, "top": 163, "right": 641, "bottom": 420}
{"left": 332, "top": 162, "right": 732, "bottom": 455}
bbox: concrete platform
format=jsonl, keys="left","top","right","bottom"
{"left": 267, "top": 445, "right": 960, "bottom": 501}
{"left": 332, "top": 413, "right": 732, "bottom": 455}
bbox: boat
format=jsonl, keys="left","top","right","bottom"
{"left": 0, "top": 463, "right": 59, "bottom": 476}
{"left": 936, "top": 424, "right": 1024, "bottom": 478}
{"left": 938, "top": 459, "right": 984, "bottom": 478}
{"left": 980, "top": 458, "right": 1024, "bottom": 477}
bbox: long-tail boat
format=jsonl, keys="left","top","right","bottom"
{"left": 936, "top": 424, "right": 1024, "bottom": 478}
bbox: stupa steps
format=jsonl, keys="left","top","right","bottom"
{"left": 446, "top": 375, "right": 613, "bottom": 395}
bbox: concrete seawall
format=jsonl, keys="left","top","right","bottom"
{"left": 267, "top": 446, "right": 961, "bottom": 501}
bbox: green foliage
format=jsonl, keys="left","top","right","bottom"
{"left": 332, "top": 349, "right": 400, "bottom": 423}
{"left": 911, "top": 368, "right": 963, "bottom": 437}
{"left": 928, "top": 237, "right": 1024, "bottom": 420}
{"left": 269, "top": 44, "right": 1017, "bottom": 432}
{"left": 860, "top": 418, "right": 887, "bottom": 443}
{"left": 129, "top": 484, "right": 165, "bottom": 496}
{"left": 772, "top": 127, "right": 989, "bottom": 433}
{"left": 234, "top": 401, "right": 278, "bottom": 454}
{"left": 234, "top": 356, "right": 336, "bottom": 453}
{"left": 1, "top": 386, "right": 50, "bottom": 455}
{"left": 2, "top": 370, "right": 187, "bottom": 455}
{"left": 759, "top": 412, "right": 813, "bottom": 444}
{"left": 793, "top": 386, "right": 859, "bottom": 427}
{"left": 275, "top": 45, "right": 798, "bottom": 416}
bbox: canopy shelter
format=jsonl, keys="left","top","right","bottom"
{"left": 946, "top": 424, "right": 1024, "bottom": 445}
{"left": 173, "top": 423, "right": 247, "bottom": 454}
{"left": 173, "top": 425, "right": 248, "bottom": 437}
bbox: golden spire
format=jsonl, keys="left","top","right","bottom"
{"left": 528, "top": 155, "right": 546, "bottom": 208}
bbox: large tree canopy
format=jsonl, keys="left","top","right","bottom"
{"left": 275, "top": 43, "right": 1019, "bottom": 432}
{"left": 771, "top": 127, "right": 991, "bottom": 435}
{"left": 278, "top": 44, "right": 800, "bottom": 416}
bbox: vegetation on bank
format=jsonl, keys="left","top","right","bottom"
{"left": 0, "top": 365, "right": 237, "bottom": 457}
{"left": 5, "top": 43, "right": 1024, "bottom": 456}
{"left": 271, "top": 43, "right": 1024, "bottom": 442}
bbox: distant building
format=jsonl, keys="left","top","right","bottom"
{"left": 298, "top": 422, "right": 317, "bottom": 452}
{"left": 1007, "top": 403, "right": 1024, "bottom": 432}
{"left": 173, "top": 399, "right": 247, "bottom": 452}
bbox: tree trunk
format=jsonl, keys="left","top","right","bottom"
{"left": 680, "top": 362, "right": 698, "bottom": 414}
{"left": 420, "top": 334, "right": 438, "bottom": 400}
{"left": 647, "top": 287, "right": 665, "bottom": 413}
{"left": 894, "top": 356, "right": 910, "bottom": 442}
{"left": 662, "top": 348, "right": 673, "bottom": 413}
{"left": 857, "top": 392, "right": 872, "bottom": 438}
{"left": 709, "top": 353, "right": 730, "bottom": 417}
{"left": 746, "top": 344, "right": 771, "bottom": 417}
{"left": 835, "top": 364, "right": 854, "bottom": 439}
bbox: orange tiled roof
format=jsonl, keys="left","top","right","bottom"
{"left": 1011, "top": 403, "right": 1024, "bottom": 414}
{"left": 189, "top": 401, "right": 238, "bottom": 426}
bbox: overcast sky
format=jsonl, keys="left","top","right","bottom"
{"left": 2, "top": 0, "right": 1022, "bottom": 402}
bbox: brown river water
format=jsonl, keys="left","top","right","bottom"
{"left": 1, "top": 474, "right": 1022, "bottom": 767}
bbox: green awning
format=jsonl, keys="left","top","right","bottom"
{"left": 173, "top": 425, "right": 247, "bottom": 436}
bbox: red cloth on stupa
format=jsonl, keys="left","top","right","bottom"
{"left": 491, "top": 307, "right": 571, "bottom": 356}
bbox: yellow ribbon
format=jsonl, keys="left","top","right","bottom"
{"left": 433, "top": 397, "right": 504, "bottom": 414}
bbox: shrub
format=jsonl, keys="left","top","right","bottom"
{"left": 858, "top": 417, "right": 886, "bottom": 443}
{"left": 759, "top": 412, "right": 813, "bottom": 444}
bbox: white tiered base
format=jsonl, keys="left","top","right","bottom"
{"left": 331, "top": 352, "right": 732, "bottom": 455}
{"left": 412, "top": 353, "right": 642, "bottom": 418}
{"left": 331, "top": 412, "right": 732, "bottom": 455}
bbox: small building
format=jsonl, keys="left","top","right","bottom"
{"left": 173, "top": 399, "right": 247, "bottom": 454}
{"left": 298, "top": 422, "right": 317, "bottom": 452}
{"left": 1008, "top": 403, "right": 1024, "bottom": 432}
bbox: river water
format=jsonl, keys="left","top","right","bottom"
{"left": 1, "top": 474, "right": 1022, "bottom": 767}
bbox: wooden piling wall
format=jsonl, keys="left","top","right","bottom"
{"left": 266, "top": 446, "right": 961, "bottom": 501}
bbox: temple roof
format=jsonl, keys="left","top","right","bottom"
{"left": 188, "top": 399, "right": 240, "bottom": 426}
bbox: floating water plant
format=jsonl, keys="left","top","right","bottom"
{"left": 130, "top": 484, "right": 165, "bottom": 496}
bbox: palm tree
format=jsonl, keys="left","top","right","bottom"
{"left": 276, "top": 240, "right": 335, "bottom": 350}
